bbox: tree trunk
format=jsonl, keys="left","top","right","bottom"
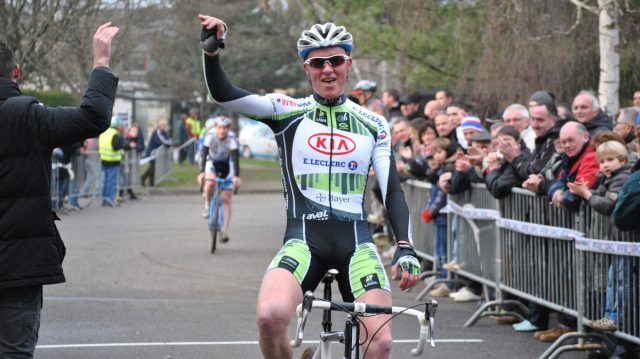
{"left": 597, "top": 0, "right": 620, "bottom": 116}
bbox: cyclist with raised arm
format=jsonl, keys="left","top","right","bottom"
{"left": 199, "top": 15, "right": 420, "bottom": 359}
{"left": 198, "top": 115, "right": 241, "bottom": 243}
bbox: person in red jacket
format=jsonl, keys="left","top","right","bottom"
{"left": 549, "top": 121, "right": 600, "bottom": 210}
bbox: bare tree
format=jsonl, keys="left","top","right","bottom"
{"left": 0, "top": 0, "right": 159, "bottom": 95}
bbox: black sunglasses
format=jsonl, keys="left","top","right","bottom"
{"left": 304, "top": 55, "right": 350, "bottom": 69}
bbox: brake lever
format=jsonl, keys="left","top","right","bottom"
{"left": 291, "top": 291, "right": 315, "bottom": 347}
{"left": 425, "top": 299, "right": 438, "bottom": 347}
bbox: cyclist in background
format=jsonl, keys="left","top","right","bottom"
{"left": 199, "top": 14, "right": 420, "bottom": 359}
{"left": 197, "top": 115, "right": 241, "bottom": 243}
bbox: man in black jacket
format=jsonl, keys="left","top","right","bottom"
{"left": 0, "top": 22, "right": 119, "bottom": 357}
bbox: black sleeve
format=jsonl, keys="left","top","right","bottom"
{"left": 33, "top": 67, "right": 118, "bottom": 149}
{"left": 111, "top": 134, "right": 124, "bottom": 150}
{"left": 485, "top": 165, "right": 519, "bottom": 199}
{"left": 450, "top": 170, "right": 471, "bottom": 194}
{"left": 230, "top": 149, "right": 239, "bottom": 177}
{"left": 203, "top": 54, "right": 252, "bottom": 102}
{"left": 200, "top": 146, "right": 209, "bottom": 173}
{"left": 384, "top": 156, "right": 411, "bottom": 242}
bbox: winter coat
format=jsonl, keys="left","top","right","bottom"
{"left": 485, "top": 142, "right": 532, "bottom": 199}
{"left": 548, "top": 144, "right": 600, "bottom": 211}
{"left": 0, "top": 67, "right": 118, "bottom": 290}
{"left": 613, "top": 169, "right": 640, "bottom": 232}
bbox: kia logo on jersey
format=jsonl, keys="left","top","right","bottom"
{"left": 308, "top": 133, "right": 356, "bottom": 155}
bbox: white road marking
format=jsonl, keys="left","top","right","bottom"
{"left": 38, "top": 339, "right": 483, "bottom": 349}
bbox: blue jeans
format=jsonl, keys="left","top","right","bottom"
{"left": 102, "top": 164, "right": 119, "bottom": 203}
{"left": 53, "top": 175, "right": 69, "bottom": 210}
{"left": 605, "top": 256, "right": 629, "bottom": 322}
{"left": 0, "top": 286, "right": 42, "bottom": 358}
{"left": 435, "top": 223, "right": 448, "bottom": 279}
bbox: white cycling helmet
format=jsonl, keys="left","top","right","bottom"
{"left": 354, "top": 80, "right": 377, "bottom": 92}
{"left": 297, "top": 23, "right": 353, "bottom": 60}
{"left": 213, "top": 116, "right": 231, "bottom": 127}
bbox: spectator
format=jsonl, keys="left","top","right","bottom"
{"left": 459, "top": 116, "right": 486, "bottom": 145}
{"left": 434, "top": 111, "right": 458, "bottom": 146}
{"left": 52, "top": 142, "right": 84, "bottom": 211}
{"left": 572, "top": 90, "right": 613, "bottom": 136}
{"left": 484, "top": 126, "right": 532, "bottom": 199}
{"left": 446, "top": 103, "right": 470, "bottom": 149}
{"left": 99, "top": 115, "right": 126, "bottom": 207}
{"left": 613, "top": 159, "right": 640, "bottom": 230}
{"left": 382, "top": 88, "right": 402, "bottom": 119}
{"left": 177, "top": 113, "right": 189, "bottom": 164}
{"left": 435, "top": 89, "right": 454, "bottom": 110}
{"left": 423, "top": 99, "right": 441, "bottom": 121}
{"left": 568, "top": 141, "right": 632, "bottom": 334}
{"left": 0, "top": 22, "right": 118, "bottom": 358}
{"left": 421, "top": 137, "right": 457, "bottom": 298}
{"left": 448, "top": 131, "right": 493, "bottom": 195}
{"left": 614, "top": 108, "right": 638, "bottom": 153}
{"left": 502, "top": 103, "right": 536, "bottom": 152}
{"left": 549, "top": 122, "right": 600, "bottom": 210}
{"left": 400, "top": 119, "right": 435, "bottom": 179}
{"left": 399, "top": 93, "right": 422, "bottom": 120}
{"left": 352, "top": 79, "right": 385, "bottom": 116}
{"left": 141, "top": 119, "right": 172, "bottom": 187}
{"left": 522, "top": 93, "right": 560, "bottom": 175}
{"left": 119, "top": 121, "right": 145, "bottom": 200}
{"left": 419, "top": 121, "right": 438, "bottom": 155}
{"left": 185, "top": 108, "right": 201, "bottom": 165}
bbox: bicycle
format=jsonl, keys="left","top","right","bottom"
{"left": 291, "top": 269, "right": 438, "bottom": 359}
{"left": 208, "top": 177, "right": 235, "bottom": 253}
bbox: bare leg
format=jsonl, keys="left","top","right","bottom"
{"left": 256, "top": 268, "right": 303, "bottom": 359}
{"left": 221, "top": 189, "right": 232, "bottom": 232}
{"left": 357, "top": 289, "right": 393, "bottom": 359}
{"left": 204, "top": 180, "right": 214, "bottom": 204}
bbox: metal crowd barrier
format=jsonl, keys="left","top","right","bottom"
{"left": 153, "top": 145, "right": 174, "bottom": 186}
{"left": 403, "top": 180, "right": 640, "bottom": 357}
{"left": 51, "top": 150, "right": 148, "bottom": 210}
{"left": 403, "top": 180, "right": 437, "bottom": 270}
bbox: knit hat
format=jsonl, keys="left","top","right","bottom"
{"left": 460, "top": 116, "right": 485, "bottom": 132}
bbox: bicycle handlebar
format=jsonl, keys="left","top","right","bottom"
{"left": 291, "top": 291, "right": 437, "bottom": 356}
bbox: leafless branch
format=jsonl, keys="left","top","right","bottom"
{"left": 568, "top": 0, "right": 599, "bottom": 14}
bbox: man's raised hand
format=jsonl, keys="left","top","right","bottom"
{"left": 93, "top": 22, "right": 119, "bottom": 68}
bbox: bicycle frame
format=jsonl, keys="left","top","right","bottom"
{"left": 208, "top": 177, "right": 230, "bottom": 253}
{"left": 291, "top": 269, "right": 437, "bottom": 358}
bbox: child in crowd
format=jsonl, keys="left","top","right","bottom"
{"left": 421, "top": 137, "right": 457, "bottom": 297}
{"left": 568, "top": 140, "right": 633, "bottom": 331}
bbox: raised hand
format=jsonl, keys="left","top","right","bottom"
{"left": 93, "top": 22, "right": 119, "bottom": 68}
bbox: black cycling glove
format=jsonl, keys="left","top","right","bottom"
{"left": 391, "top": 242, "right": 420, "bottom": 276}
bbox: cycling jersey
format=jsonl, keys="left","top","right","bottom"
{"left": 200, "top": 129, "right": 239, "bottom": 178}
{"left": 203, "top": 54, "right": 411, "bottom": 298}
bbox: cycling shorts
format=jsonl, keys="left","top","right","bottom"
{"left": 204, "top": 162, "right": 233, "bottom": 190}
{"left": 267, "top": 219, "right": 390, "bottom": 301}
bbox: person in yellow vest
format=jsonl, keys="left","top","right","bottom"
{"left": 185, "top": 108, "right": 201, "bottom": 165}
{"left": 99, "top": 115, "right": 125, "bottom": 206}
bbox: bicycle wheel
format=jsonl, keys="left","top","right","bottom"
{"left": 210, "top": 194, "right": 220, "bottom": 254}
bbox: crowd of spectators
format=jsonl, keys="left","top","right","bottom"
{"left": 51, "top": 116, "right": 175, "bottom": 212}
{"left": 351, "top": 81, "right": 640, "bottom": 358}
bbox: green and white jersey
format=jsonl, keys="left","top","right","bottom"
{"left": 203, "top": 54, "right": 411, "bottom": 244}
